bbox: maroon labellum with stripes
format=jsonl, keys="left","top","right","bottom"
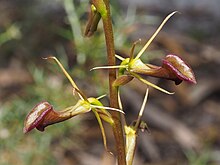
{"left": 162, "top": 54, "right": 197, "bottom": 84}
{"left": 23, "top": 100, "right": 91, "bottom": 133}
{"left": 23, "top": 101, "right": 52, "bottom": 133}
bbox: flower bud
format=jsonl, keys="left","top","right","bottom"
{"left": 84, "top": 5, "right": 101, "bottom": 37}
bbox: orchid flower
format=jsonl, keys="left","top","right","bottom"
{"left": 91, "top": 11, "right": 196, "bottom": 95}
{"left": 24, "top": 57, "right": 124, "bottom": 151}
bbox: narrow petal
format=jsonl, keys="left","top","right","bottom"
{"left": 130, "top": 72, "right": 174, "bottom": 95}
{"left": 135, "top": 11, "right": 178, "bottom": 59}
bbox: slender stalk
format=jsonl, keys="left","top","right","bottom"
{"left": 101, "top": 0, "right": 126, "bottom": 164}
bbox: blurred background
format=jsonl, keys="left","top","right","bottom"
{"left": 0, "top": 0, "right": 220, "bottom": 165}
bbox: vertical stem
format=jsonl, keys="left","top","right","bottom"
{"left": 101, "top": 1, "right": 126, "bottom": 164}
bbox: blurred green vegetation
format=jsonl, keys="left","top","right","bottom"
{"left": 185, "top": 149, "right": 212, "bottom": 165}
{"left": 0, "top": 24, "right": 21, "bottom": 46}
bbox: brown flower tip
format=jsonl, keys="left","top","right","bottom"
{"left": 162, "top": 54, "right": 197, "bottom": 85}
{"left": 23, "top": 102, "right": 52, "bottom": 133}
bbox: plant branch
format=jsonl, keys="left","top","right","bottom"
{"left": 92, "top": 0, "right": 126, "bottom": 164}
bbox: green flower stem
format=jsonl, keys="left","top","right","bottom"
{"left": 93, "top": 0, "right": 126, "bottom": 164}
